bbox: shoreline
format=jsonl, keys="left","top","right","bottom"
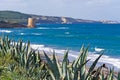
{"left": 30, "top": 43, "right": 120, "bottom": 71}
{"left": 0, "top": 36, "right": 119, "bottom": 79}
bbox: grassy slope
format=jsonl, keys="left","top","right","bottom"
{"left": 0, "top": 11, "right": 31, "bottom": 23}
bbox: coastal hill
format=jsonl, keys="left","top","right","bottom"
{"left": 0, "top": 11, "right": 119, "bottom": 25}
{"left": 0, "top": 11, "right": 31, "bottom": 24}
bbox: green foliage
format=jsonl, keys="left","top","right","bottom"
{"left": 0, "top": 36, "right": 119, "bottom": 80}
{"left": 0, "top": 11, "right": 30, "bottom": 19}
{"left": 0, "top": 36, "right": 44, "bottom": 79}
{"left": 0, "top": 11, "right": 31, "bottom": 23}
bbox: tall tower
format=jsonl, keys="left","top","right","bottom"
{"left": 27, "top": 18, "right": 35, "bottom": 28}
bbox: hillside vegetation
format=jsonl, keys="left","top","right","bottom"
{"left": 0, "top": 11, "right": 31, "bottom": 23}
{"left": 0, "top": 11, "right": 103, "bottom": 24}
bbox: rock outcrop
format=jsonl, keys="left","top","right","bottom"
{"left": 0, "top": 21, "right": 27, "bottom": 28}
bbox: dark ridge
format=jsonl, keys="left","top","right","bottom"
{"left": 0, "top": 21, "right": 27, "bottom": 28}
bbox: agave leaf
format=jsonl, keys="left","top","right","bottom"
{"left": 80, "top": 46, "right": 89, "bottom": 78}
{"left": 45, "top": 65, "right": 56, "bottom": 80}
{"left": 117, "top": 71, "right": 120, "bottom": 80}
{"left": 72, "top": 45, "right": 84, "bottom": 68}
{"left": 22, "top": 43, "right": 26, "bottom": 53}
{"left": 89, "top": 53, "right": 103, "bottom": 72}
{"left": 44, "top": 51, "right": 53, "bottom": 67}
{"left": 107, "top": 68, "right": 114, "bottom": 80}
{"left": 33, "top": 51, "right": 37, "bottom": 64}
{"left": 26, "top": 41, "right": 31, "bottom": 54}
{"left": 70, "top": 46, "right": 89, "bottom": 80}
{"left": 38, "top": 51, "right": 41, "bottom": 61}
{"left": 26, "top": 51, "right": 34, "bottom": 69}
{"left": 79, "top": 60, "right": 89, "bottom": 80}
{"left": 36, "top": 51, "right": 40, "bottom": 63}
{"left": 100, "top": 73, "right": 105, "bottom": 80}
{"left": 78, "top": 59, "right": 90, "bottom": 71}
{"left": 67, "top": 68, "right": 71, "bottom": 80}
{"left": 55, "top": 55, "right": 62, "bottom": 77}
{"left": 62, "top": 50, "right": 69, "bottom": 79}
{"left": 19, "top": 40, "right": 23, "bottom": 52}
{"left": 92, "top": 66, "right": 102, "bottom": 80}
{"left": 82, "top": 46, "right": 89, "bottom": 63}
{"left": 39, "top": 64, "right": 46, "bottom": 79}
{"left": 44, "top": 51, "right": 60, "bottom": 79}
{"left": 52, "top": 51, "right": 61, "bottom": 79}
{"left": 86, "top": 53, "right": 103, "bottom": 80}
{"left": 39, "top": 63, "right": 45, "bottom": 72}
{"left": 41, "top": 70, "right": 49, "bottom": 80}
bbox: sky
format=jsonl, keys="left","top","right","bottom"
{"left": 0, "top": 0, "right": 120, "bottom": 21}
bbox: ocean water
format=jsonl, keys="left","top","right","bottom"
{"left": 0, "top": 23, "right": 120, "bottom": 70}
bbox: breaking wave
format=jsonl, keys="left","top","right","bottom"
{"left": 95, "top": 47, "right": 105, "bottom": 52}
{"left": 30, "top": 44, "right": 120, "bottom": 70}
{"left": 36, "top": 27, "right": 69, "bottom": 30}
{"left": 19, "top": 33, "right": 42, "bottom": 36}
{"left": 0, "top": 30, "right": 12, "bottom": 33}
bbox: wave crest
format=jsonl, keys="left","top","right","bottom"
{"left": 95, "top": 47, "right": 104, "bottom": 52}
{"left": 30, "top": 44, "right": 120, "bottom": 70}
{"left": 0, "top": 30, "right": 12, "bottom": 33}
{"left": 36, "top": 27, "right": 69, "bottom": 30}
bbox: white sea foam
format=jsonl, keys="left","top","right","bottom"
{"left": 37, "top": 27, "right": 50, "bottom": 29}
{"left": 20, "top": 33, "right": 24, "bottom": 35}
{"left": 37, "top": 27, "right": 69, "bottom": 30}
{"left": 95, "top": 47, "right": 104, "bottom": 52}
{"left": 19, "top": 32, "right": 42, "bottom": 36}
{"left": 65, "top": 32, "right": 70, "bottom": 34}
{"left": 56, "top": 27, "right": 69, "bottom": 29}
{"left": 0, "top": 30, "right": 12, "bottom": 33}
{"left": 87, "top": 53, "right": 120, "bottom": 69}
{"left": 30, "top": 44, "right": 120, "bottom": 70}
{"left": 31, "top": 44, "right": 45, "bottom": 49}
{"left": 31, "top": 33, "right": 42, "bottom": 35}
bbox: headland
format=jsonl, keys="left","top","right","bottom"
{"left": 0, "top": 10, "right": 119, "bottom": 28}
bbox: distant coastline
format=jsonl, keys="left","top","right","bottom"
{"left": 0, "top": 11, "right": 119, "bottom": 28}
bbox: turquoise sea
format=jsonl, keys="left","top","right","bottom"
{"left": 0, "top": 23, "right": 120, "bottom": 70}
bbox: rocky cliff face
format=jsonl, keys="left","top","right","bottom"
{"left": 0, "top": 21, "right": 27, "bottom": 28}
{"left": 34, "top": 16, "right": 104, "bottom": 24}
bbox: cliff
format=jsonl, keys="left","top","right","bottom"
{"left": 0, "top": 11, "right": 119, "bottom": 25}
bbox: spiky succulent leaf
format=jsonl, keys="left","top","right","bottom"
{"left": 86, "top": 53, "right": 103, "bottom": 80}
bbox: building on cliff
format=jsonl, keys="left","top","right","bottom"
{"left": 27, "top": 18, "right": 35, "bottom": 28}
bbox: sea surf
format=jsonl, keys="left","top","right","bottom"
{"left": 0, "top": 23, "right": 120, "bottom": 70}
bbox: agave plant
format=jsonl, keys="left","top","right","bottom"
{"left": 0, "top": 36, "right": 11, "bottom": 55}
{"left": 0, "top": 36, "right": 45, "bottom": 79}
{"left": 0, "top": 36, "right": 120, "bottom": 80}
{"left": 43, "top": 45, "right": 104, "bottom": 80}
